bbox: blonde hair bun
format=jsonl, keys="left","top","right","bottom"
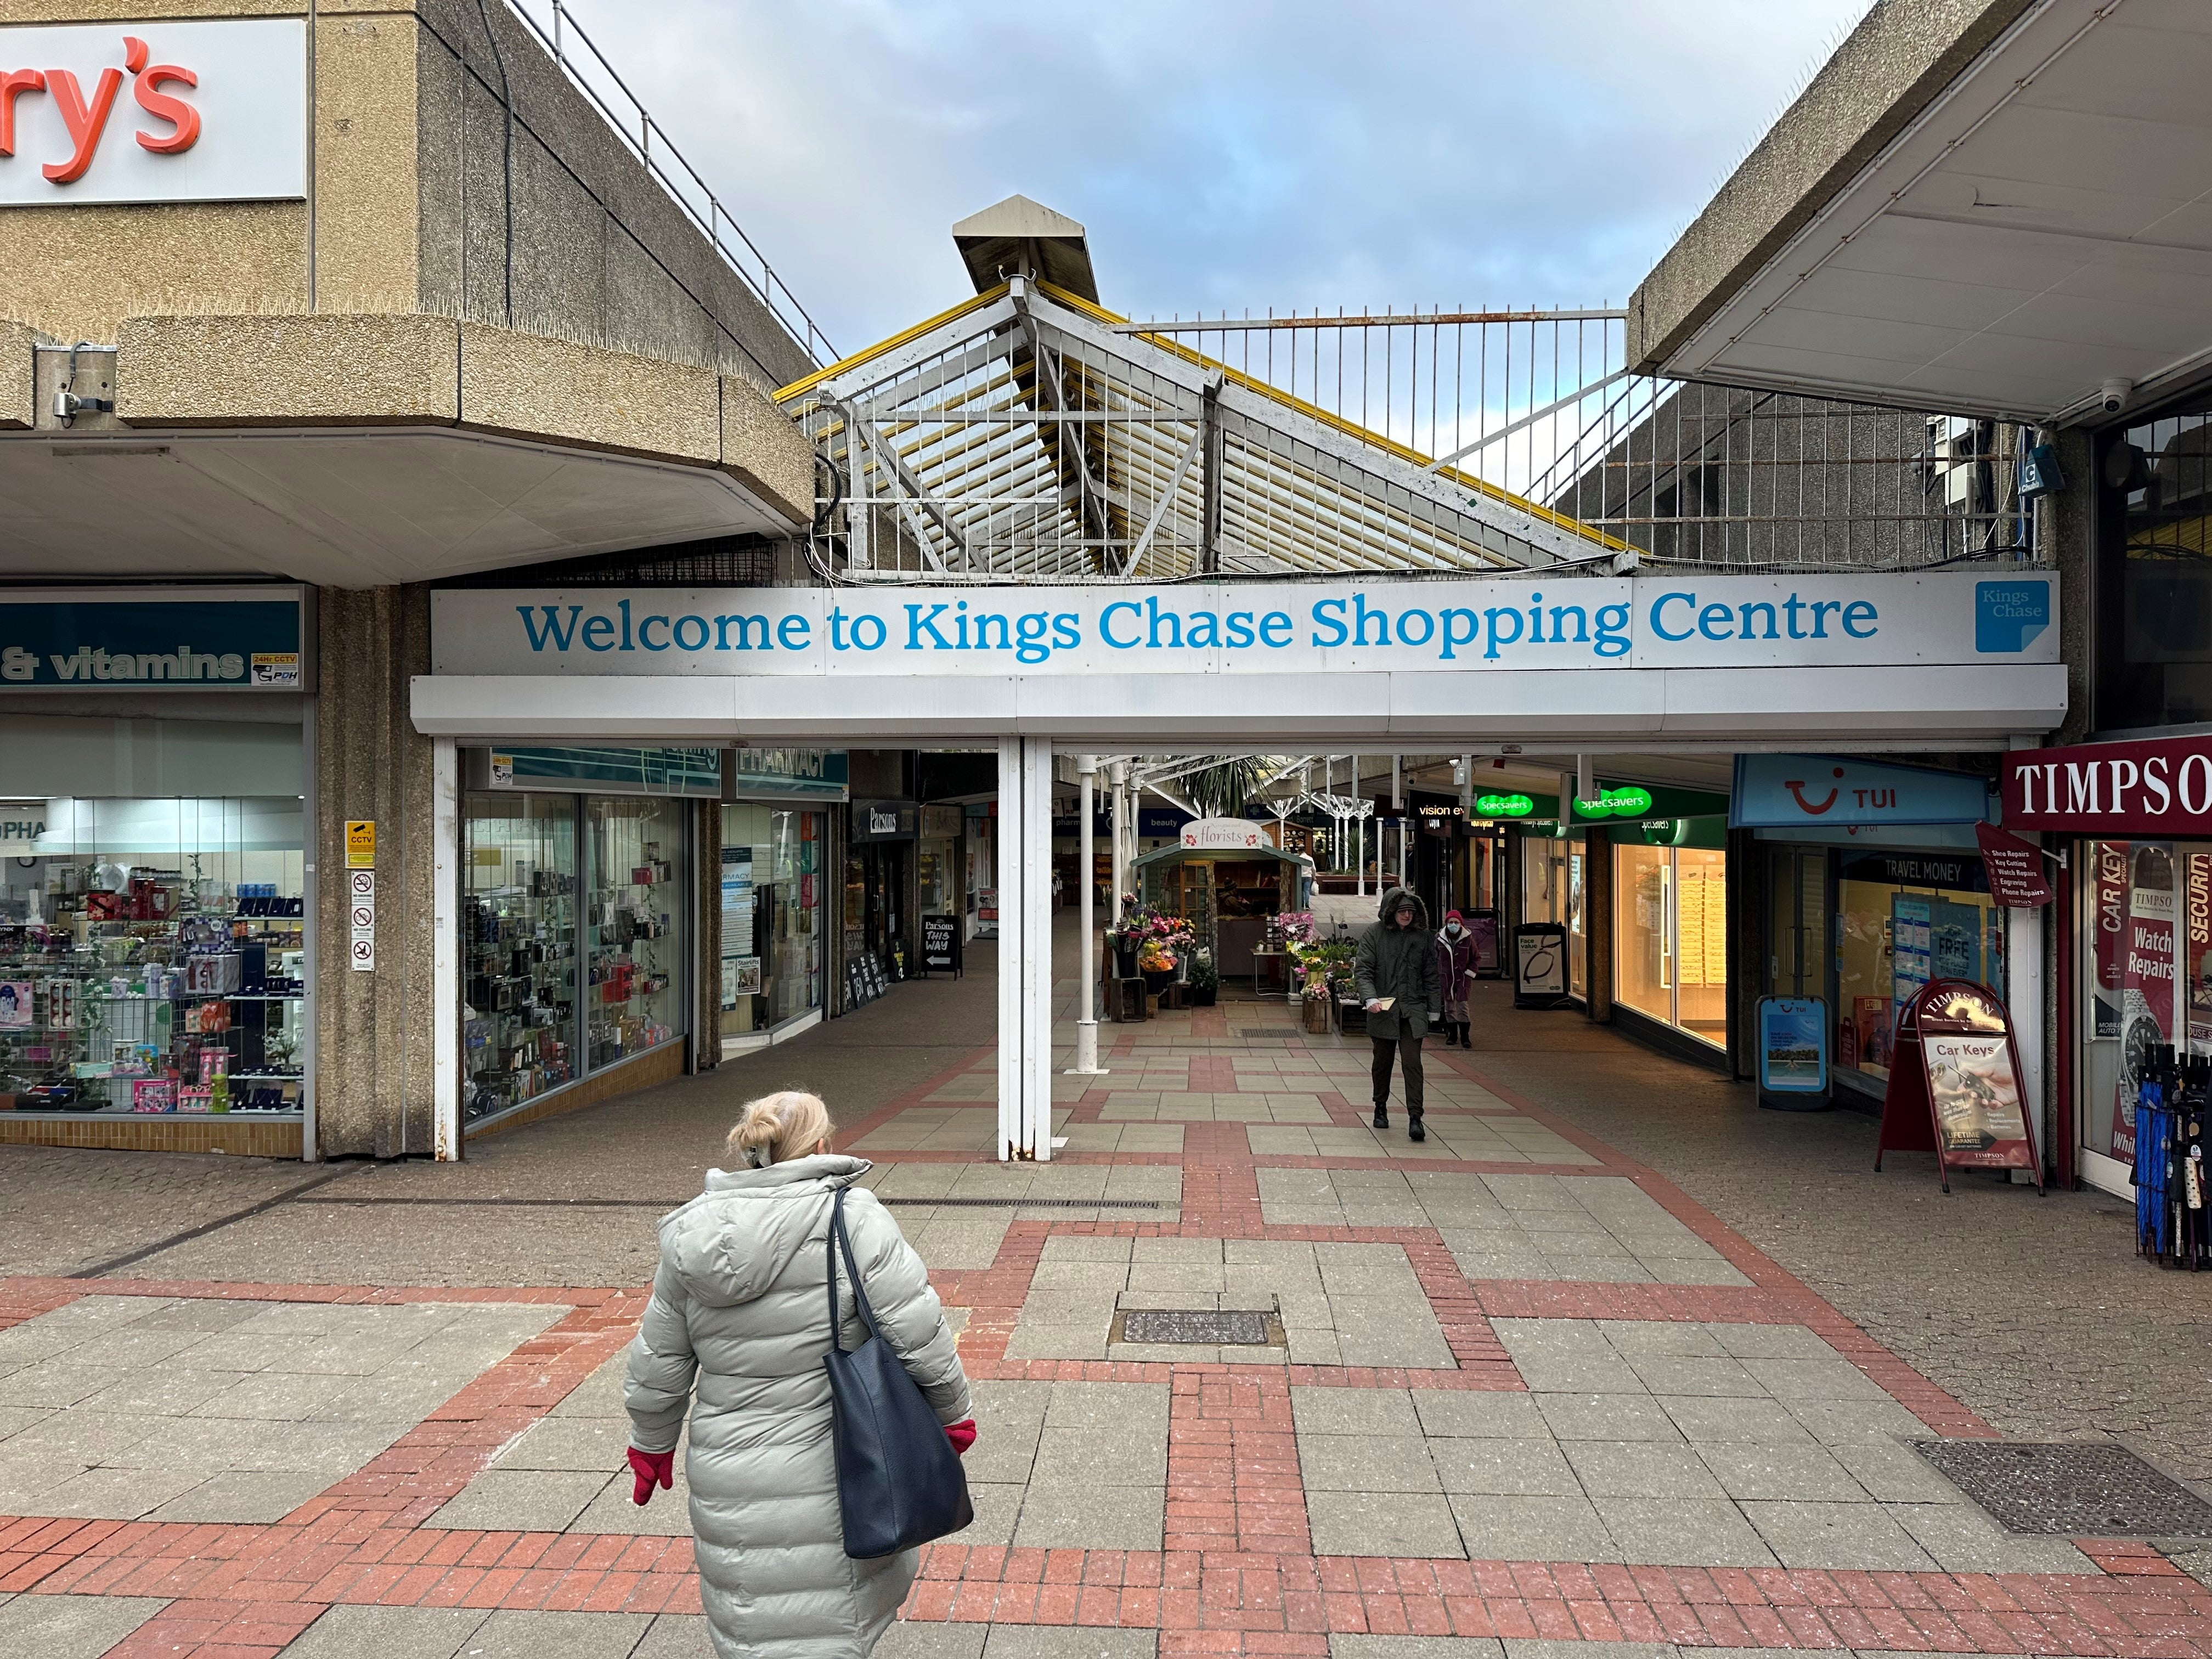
{"left": 727, "top": 1090, "right": 833, "bottom": 1168}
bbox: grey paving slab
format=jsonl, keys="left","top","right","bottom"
{"left": 573, "top": 1467, "right": 695, "bottom": 1535}
{"left": 281, "top": 1604, "right": 493, "bottom": 1659}
{"left": 1564, "top": 1441, "right": 1727, "bottom": 1499}
{"left": 1308, "top": 1489, "right": 1467, "bottom": 1558}
{"left": 630, "top": 1613, "right": 715, "bottom": 1658}
{"left": 150, "top": 1468, "right": 332, "bottom": 1522}
{"left": 1301, "top": 1433, "right": 1441, "bottom": 1493}
{"left": 1429, "top": 1435, "right": 1581, "bottom": 1496}
{"left": 878, "top": 1621, "right": 990, "bottom": 1659}
{"left": 500, "top": 1415, "right": 631, "bottom": 1472}
{"left": 1046, "top": 1380, "right": 1169, "bottom": 1430}
{"left": 1011, "top": 1480, "right": 1164, "bottom": 1549}
{"left": 1884, "top": 1501, "right": 2097, "bottom": 1574}
{"left": 1412, "top": 1391, "right": 1550, "bottom": 1439}
{"left": 1033, "top": 1423, "right": 1167, "bottom": 1486}
{"left": 1736, "top": 1499, "right": 1938, "bottom": 1570}
{"left": 1593, "top": 1495, "right": 1778, "bottom": 1567}
{"left": 1331, "top": 1640, "right": 1506, "bottom": 1659}
{"left": 1656, "top": 1395, "right": 1815, "bottom": 1446}
{"left": 982, "top": 1627, "right": 1158, "bottom": 1659}
{"left": 1696, "top": 1442, "right": 1871, "bottom": 1502}
{"left": 0, "top": 1592, "right": 168, "bottom": 1659}
{"left": 461, "top": 1609, "right": 656, "bottom": 1657}
{"left": 1536, "top": 1393, "right": 1685, "bottom": 1443}
{"left": 1447, "top": 1493, "right": 1618, "bottom": 1562}
{"left": 1294, "top": 1386, "right": 1420, "bottom": 1436}
{"left": 422, "top": 1467, "right": 607, "bottom": 1532}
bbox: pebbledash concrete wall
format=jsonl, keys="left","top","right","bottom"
{"left": 0, "top": 1, "right": 822, "bottom": 1158}
{"left": 1627, "top": 0, "right": 2039, "bottom": 375}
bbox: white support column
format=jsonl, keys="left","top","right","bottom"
{"left": 1071, "top": 755, "right": 1107, "bottom": 1075}
{"left": 997, "top": 736, "right": 1057, "bottom": 1160}
{"left": 432, "top": 737, "right": 461, "bottom": 1161}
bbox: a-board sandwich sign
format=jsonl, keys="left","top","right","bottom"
{"left": 1875, "top": 979, "right": 2042, "bottom": 1195}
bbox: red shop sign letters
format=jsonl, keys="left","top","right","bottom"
{"left": 0, "top": 36, "right": 198, "bottom": 185}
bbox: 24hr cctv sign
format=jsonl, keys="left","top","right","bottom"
{"left": 0, "top": 21, "right": 304, "bottom": 206}
{"left": 433, "top": 574, "right": 2056, "bottom": 678}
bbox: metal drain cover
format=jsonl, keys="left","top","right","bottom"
{"left": 1914, "top": 1441, "right": 2212, "bottom": 1537}
{"left": 1121, "top": 1308, "right": 1272, "bottom": 1345}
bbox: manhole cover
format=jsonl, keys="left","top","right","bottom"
{"left": 1234, "top": 1028, "right": 1302, "bottom": 1039}
{"left": 1914, "top": 1441, "right": 2212, "bottom": 1537}
{"left": 1120, "top": 1308, "right": 1273, "bottom": 1345}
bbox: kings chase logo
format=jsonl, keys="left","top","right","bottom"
{"left": 1974, "top": 579, "right": 2051, "bottom": 653}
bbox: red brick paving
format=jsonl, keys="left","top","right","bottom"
{"left": 1, "top": 1029, "right": 2203, "bottom": 1652}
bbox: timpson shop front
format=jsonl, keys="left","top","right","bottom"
{"left": 2004, "top": 736, "right": 2212, "bottom": 1197}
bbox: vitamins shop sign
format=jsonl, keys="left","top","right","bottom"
{"left": 0, "top": 20, "right": 305, "bottom": 206}
{"left": 432, "top": 572, "right": 2055, "bottom": 680}
{"left": 2002, "top": 736, "right": 2212, "bottom": 838}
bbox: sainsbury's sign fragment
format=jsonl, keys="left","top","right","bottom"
{"left": 0, "top": 20, "right": 304, "bottom": 206}
{"left": 431, "top": 573, "right": 2056, "bottom": 680}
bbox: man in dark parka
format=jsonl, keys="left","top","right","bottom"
{"left": 1353, "top": 885, "right": 1441, "bottom": 1140}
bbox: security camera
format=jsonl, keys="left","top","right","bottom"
{"left": 2100, "top": 377, "right": 2134, "bottom": 414}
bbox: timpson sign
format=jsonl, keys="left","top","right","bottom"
{"left": 2002, "top": 736, "right": 2212, "bottom": 838}
{"left": 0, "top": 21, "right": 305, "bottom": 207}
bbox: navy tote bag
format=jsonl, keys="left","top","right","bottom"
{"left": 823, "top": 1188, "right": 974, "bottom": 1558}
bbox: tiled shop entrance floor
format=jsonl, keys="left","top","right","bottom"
{"left": 0, "top": 1296, "right": 557, "bottom": 1522}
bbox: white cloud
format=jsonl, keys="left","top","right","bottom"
{"left": 534, "top": 0, "right": 1875, "bottom": 356}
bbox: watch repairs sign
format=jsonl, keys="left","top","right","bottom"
{"left": 0, "top": 588, "right": 304, "bottom": 689}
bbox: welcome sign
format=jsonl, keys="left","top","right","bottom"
{"left": 432, "top": 573, "right": 2056, "bottom": 679}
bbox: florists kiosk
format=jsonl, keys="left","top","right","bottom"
{"left": 1135, "top": 818, "right": 1313, "bottom": 987}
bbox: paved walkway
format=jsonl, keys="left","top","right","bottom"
{"left": 3, "top": 928, "right": 2212, "bottom": 1658}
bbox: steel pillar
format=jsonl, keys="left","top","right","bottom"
{"left": 1071, "top": 754, "right": 1108, "bottom": 1075}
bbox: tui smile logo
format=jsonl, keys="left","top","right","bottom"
{"left": 1783, "top": 768, "right": 1844, "bottom": 815}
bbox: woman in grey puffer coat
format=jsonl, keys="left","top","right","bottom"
{"left": 624, "top": 1090, "right": 973, "bottom": 1659}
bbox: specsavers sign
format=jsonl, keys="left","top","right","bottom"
{"left": 432, "top": 573, "right": 2055, "bottom": 679}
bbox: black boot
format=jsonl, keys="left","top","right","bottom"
{"left": 1408, "top": 1114, "right": 1426, "bottom": 1142}
{"left": 1373, "top": 1103, "right": 1389, "bottom": 1130}
{"left": 1460, "top": 1025, "right": 1472, "bottom": 1049}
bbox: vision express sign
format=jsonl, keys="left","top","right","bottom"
{"left": 432, "top": 573, "right": 2055, "bottom": 679}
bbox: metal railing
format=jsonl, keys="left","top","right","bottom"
{"left": 1121, "top": 309, "right": 2041, "bottom": 571}
{"left": 506, "top": 0, "right": 836, "bottom": 369}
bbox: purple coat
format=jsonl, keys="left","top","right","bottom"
{"left": 1435, "top": 925, "right": 1475, "bottom": 1019}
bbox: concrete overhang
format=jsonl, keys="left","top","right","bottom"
{"left": 953, "top": 195, "right": 1099, "bottom": 304}
{"left": 0, "top": 314, "right": 815, "bottom": 586}
{"left": 1629, "top": 0, "right": 2212, "bottom": 424}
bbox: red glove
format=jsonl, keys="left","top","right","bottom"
{"left": 945, "top": 1419, "right": 977, "bottom": 1456}
{"left": 628, "top": 1446, "right": 675, "bottom": 1506}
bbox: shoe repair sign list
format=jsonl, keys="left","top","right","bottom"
{"left": 432, "top": 573, "right": 2055, "bottom": 679}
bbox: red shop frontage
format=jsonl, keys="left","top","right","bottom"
{"left": 2002, "top": 734, "right": 2212, "bottom": 1197}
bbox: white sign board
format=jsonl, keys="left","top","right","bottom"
{"left": 1182, "top": 817, "right": 1265, "bottom": 850}
{"left": 431, "top": 573, "right": 2057, "bottom": 681}
{"left": 0, "top": 21, "right": 306, "bottom": 207}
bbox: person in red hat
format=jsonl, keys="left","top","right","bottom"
{"left": 1435, "top": 909, "right": 1476, "bottom": 1049}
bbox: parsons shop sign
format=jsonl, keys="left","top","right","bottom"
{"left": 432, "top": 573, "right": 2055, "bottom": 679}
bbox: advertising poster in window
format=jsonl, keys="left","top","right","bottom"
{"left": 720, "top": 850, "right": 753, "bottom": 1012}
{"left": 2189, "top": 851, "right": 2212, "bottom": 1058}
{"left": 2091, "top": 841, "right": 2129, "bottom": 1041}
{"left": 2114, "top": 844, "right": 2177, "bottom": 1163}
{"left": 1891, "top": 895, "right": 1932, "bottom": 1022}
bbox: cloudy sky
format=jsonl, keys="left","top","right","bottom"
{"left": 536, "top": 1, "right": 1875, "bottom": 357}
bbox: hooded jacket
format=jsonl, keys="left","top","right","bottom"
{"left": 625, "top": 1153, "right": 971, "bottom": 1659}
{"left": 1435, "top": 917, "right": 1476, "bottom": 1019}
{"left": 1352, "top": 885, "right": 1440, "bottom": 1040}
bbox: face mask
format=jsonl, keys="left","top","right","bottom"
{"left": 1446, "top": 923, "right": 1462, "bottom": 936}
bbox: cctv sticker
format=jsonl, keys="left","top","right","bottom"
{"left": 250, "top": 652, "right": 300, "bottom": 687}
